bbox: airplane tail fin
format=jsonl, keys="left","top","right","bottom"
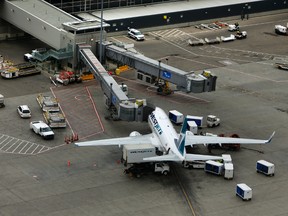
{"left": 180, "top": 116, "right": 189, "bottom": 134}
{"left": 174, "top": 116, "right": 190, "bottom": 156}
{"left": 175, "top": 132, "right": 190, "bottom": 156}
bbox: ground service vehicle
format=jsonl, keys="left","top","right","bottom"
{"left": 275, "top": 62, "right": 288, "bottom": 70}
{"left": 128, "top": 28, "right": 145, "bottom": 41}
{"left": 206, "top": 115, "right": 220, "bottom": 127}
{"left": 221, "top": 34, "right": 236, "bottom": 42}
{"left": 228, "top": 22, "right": 239, "bottom": 31}
{"left": 183, "top": 160, "right": 205, "bottom": 169}
{"left": 256, "top": 160, "right": 275, "bottom": 176}
{"left": 30, "top": 121, "right": 54, "bottom": 139}
{"left": 37, "top": 94, "right": 60, "bottom": 112}
{"left": 235, "top": 31, "right": 247, "bottom": 39}
{"left": 17, "top": 105, "right": 31, "bottom": 118}
{"left": 1, "top": 63, "right": 40, "bottom": 79}
{"left": 43, "top": 111, "right": 66, "bottom": 128}
{"left": 0, "top": 94, "right": 4, "bottom": 108}
{"left": 168, "top": 110, "right": 184, "bottom": 125}
{"left": 275, "top": 24, "right": 287, "bottom": 35}
{"left": 122, "top": 144, "right": 157, "bottom": 165}
{"left": 53, "top": 71, "right": 82, "bottom": 85}
{"left": 236, "top": 183, "right": 252, "bottom": 201}
{"left": 24, "top": 53, "right": 34, "bottom": 62}
{"left": 122, "top": 144, "right": 170, "bottom": 177}
{"left": 119, "top": 84, "right": 128, "bottom": 96}
{"left": 124, "top": 162, "right": 170, "bottom": 178}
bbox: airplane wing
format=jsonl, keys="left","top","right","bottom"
{"left": 75, "top": 133, "right": 159, "bottom": 147}
{"left": 143, "top": 153, "right": 223, "bottom": 162}
{"left": 185, "top": 131, "right": 275, "bottom": 146}
{"left": 143, "top": 154, "right": 182, "bottom": 162}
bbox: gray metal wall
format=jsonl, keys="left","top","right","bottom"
{"left": 104, "top": 0, "right": 288, "bottom": 32}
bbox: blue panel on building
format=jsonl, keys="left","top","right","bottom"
{"left": 162, "top": 71, "right": 171, "bottom": 79}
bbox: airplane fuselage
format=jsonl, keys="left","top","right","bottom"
{"left": 148, "top": 107, "right": 185, "bottom": 160}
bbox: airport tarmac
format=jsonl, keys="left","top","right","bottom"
{"left": 0, "top": 12, "right": 288, "bottom": 216}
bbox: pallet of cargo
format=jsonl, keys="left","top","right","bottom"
{"left": 43, "top": 110, "right": 66, "bottom": 128}
{"left": 36, "top": 94, "right": 60, "bottom": 112}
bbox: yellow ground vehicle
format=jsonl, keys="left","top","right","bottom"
{"left": 43, "top": 111, "right": 66, "bottom": 128}
{"left": 1, "top": 63, "right": 40, "bottom": 79}
{"left": 36, "top": 94, "right": 60, "bottom": 112}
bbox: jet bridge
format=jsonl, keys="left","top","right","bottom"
{"left": 78, "top": 44, "right": 153, "bottom": 121}
{"left": 104, "top": 43, "right": 217, "bottom": 93}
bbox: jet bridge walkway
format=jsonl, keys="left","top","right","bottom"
{"left": 104, "top": 43, "right": 217, "bottom": 93}
{"left": 78, "top": 45, "right": 152, "bottom": 121}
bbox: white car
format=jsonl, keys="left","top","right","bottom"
{"left": 17, "top": 105, "right": 31, "bottom": 118}
{"left": 128, "top": 28, "right": 145, "bottom": 41}
{"left": 30, "top": 121, "right": 54, "bottom": 139}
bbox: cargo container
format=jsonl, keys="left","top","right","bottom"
{"left": 256, "top": 160, "right": 275, "bottom": 176}
{"left": 204, "top": 160, "right": 223, "bottom": 175}
{"left": 168, "top": 110, "right": 184, "bottom": 124}
{"left": 187, "top": 121, "right": 198, "bottom": 134}
{"left": 224, "top": 163, "right": 234, "bottom": 179}
{"left": 236, "top": 183, "right": 252, "bottom": 200}
{"left": 186, "top": 115, "right": 204, "bottom": 128}
{"left": 122, "top": 144, "right": 156, "bottom": 165}
{"left": 222, "top": 154, "right": 232, "bottom": 164}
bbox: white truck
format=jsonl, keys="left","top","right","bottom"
{"left": 206, "top": 115, "right": 220, "bottom": 127}
{"left": 122, "top": 144, "right": 170, "bottom": 177}
{"left": 30, "top": 121, "right": 55, "bottom": 139}
{"left": 169, "top": 110, "right": 184, "bottom": 125}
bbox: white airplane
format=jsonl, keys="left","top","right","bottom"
{"left": 75, "top": 107, "right": 275, "bottom": 162}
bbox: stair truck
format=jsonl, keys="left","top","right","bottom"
{"left": 256, "top": 160, "right": 275, "bottom": 176}
{"left": 122, "top": 144, "right": 170, "bottom": 178}
{"left": 236, "top": 183, "right": 252, "bottom": 201}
